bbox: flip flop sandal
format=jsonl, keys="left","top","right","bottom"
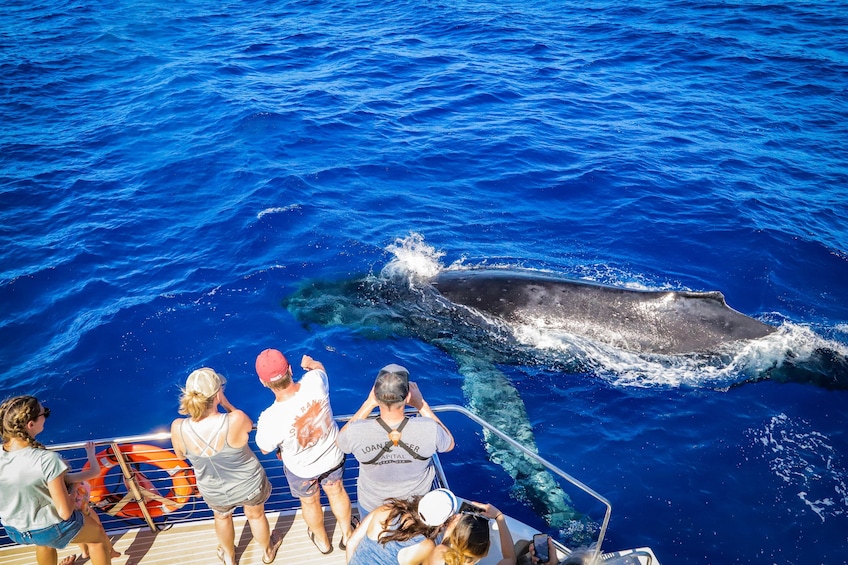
{"left": 262, "top": 534, "right": 283, "bottom": 564}
{"left": 307, "top": 529, "right": 333, "bottom": 555}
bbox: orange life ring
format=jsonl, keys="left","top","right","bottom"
{"left": 84, "top": 444, "right": 196, "bottom": 519}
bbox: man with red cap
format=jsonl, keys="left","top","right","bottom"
{"left": 254, "top": 349, "right": 353, "bottom": 555}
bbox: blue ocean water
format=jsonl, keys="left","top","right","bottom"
{"left": 2, "top": 0, "right": 847, "bottom": 563}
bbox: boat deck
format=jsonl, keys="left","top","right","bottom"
{"left": 1, "top": 508, "right": 350, "bottom": 565}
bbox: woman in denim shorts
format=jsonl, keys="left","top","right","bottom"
{"left": 0, "top": 395, "right": 113, "bottom": 565}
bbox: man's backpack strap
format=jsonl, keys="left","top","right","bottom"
{"left": 361, "top": 416, "right": 428, "bottom": 464}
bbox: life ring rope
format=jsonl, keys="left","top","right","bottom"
{"left": 85, "top": 443, "right": 196, "bottom": 520}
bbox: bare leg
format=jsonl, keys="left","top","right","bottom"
{"left": 81, "top": 511, "right": 120, "bottom": 558}
{"left": 323, "top": 479, "right": 353, "bottom": 543}
{"left": 300, "top": 491, "right": 331, "bottom": 551}
{"left": 243, "top": 502, "right": 273, "bottom": 559}
{"left": 35, "top": 545, "right": 59, "bottom": 565}
{"left": 212, "top": 511, "right": 236, "bottom": 565}
{"left": 70, "top": 512, "right": 113, "bottom": 565}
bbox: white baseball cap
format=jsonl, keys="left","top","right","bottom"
{"left": 418, "top": 488, "right": 458, "bottom": 527}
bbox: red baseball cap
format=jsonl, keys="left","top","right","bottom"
{"left": 255, "top": 349, "right": 290, "bottom": 384}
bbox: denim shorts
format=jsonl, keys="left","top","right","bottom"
{"left": 284, "top": 458, "right": 345, "bottom": 498}
{"left": 4, "top": 509, "right": 84, "bottom": 549}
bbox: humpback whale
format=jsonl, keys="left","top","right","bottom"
{"left": 281, "top": 257, "right": 848, "bottom": 528}
{"left": 432, "top": 269, "right": 776, "bottom": 355}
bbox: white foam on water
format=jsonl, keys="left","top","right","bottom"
{"left": 383, "top": 232, "right": 445, "bottom": 280}
{"left": 512, "top": 319, "right": 848, "bottom": 389}
{"left": 749, "top": 414, "right": 848, "bottom": 522}
{"left": 256, "top": 204, "right": 301, "bottom": 219}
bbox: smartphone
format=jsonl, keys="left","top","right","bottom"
{"left": 458, "top": 500, "right": 484, "bottom": 514}
{"left": 533, "top": 533, "right": 550, "bottom": 563}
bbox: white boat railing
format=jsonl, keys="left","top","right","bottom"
{"left": 430, "top": 404, "right": 612, "bottom": 562}
{"left": 1, "top": 404, "right": 613, "bottom": 561}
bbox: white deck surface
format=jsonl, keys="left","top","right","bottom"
{"left": 0, "top": 509, "right": 348, "bottom": 565}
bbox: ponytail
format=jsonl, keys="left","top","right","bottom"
{"left": 178, "top": 388, "right": 216, "bottom": 420}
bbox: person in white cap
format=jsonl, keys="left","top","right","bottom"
{"left": 170, "top": 368, "right": 281, "bottom": 565}
{"left": 345, "top": 488, "right": 458, "bottom": 565}
{"left": 254, "top": 349, "right": 353, "bottom": 555}
{"left": 337, "top": 363, "right": 455, "bottom": 515}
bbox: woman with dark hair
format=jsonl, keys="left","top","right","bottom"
{"left": 345, "top": 490, "right": 456, "bottom": 565}
{"left": 428, "top": 501, "right": 516, "bottom": 565}
{"left": 0, "top": 395, "right": 113, "bottom": 565}
{"left": 170, "top": 368, "right": 281, "bottom": 565}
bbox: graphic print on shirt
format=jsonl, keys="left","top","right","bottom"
{"left": 293, "top": 399, "right": 333, "bottom": 449}
{"left": 361, "top": 441, "right": 424, "bottom": 464}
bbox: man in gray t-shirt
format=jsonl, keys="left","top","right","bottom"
{"left": 336, "top": 363, "right": 454, "bottom": 514}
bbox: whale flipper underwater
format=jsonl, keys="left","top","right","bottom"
{"left": 432, "top": 269, "right": 776, "bottom": 355}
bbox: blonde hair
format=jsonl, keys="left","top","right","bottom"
{"left": 0, "top": 395, "right": 45, "bottom": 449}
{"left": 443, "top": 514, "right": 490, "bottom": 565}
{"left": 178, "top": 388, "right": 217, "bottom": 420}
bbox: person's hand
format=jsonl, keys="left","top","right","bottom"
{"left": 528, "top": 537, "right": 557, "bottom": 565}
{"left": 406, "top": 381, "right": 425, "bottom": 410}
{"left": 301, "top": 355, "right": 316, "bottom": 370}
{"left": 218, "top": 390, "right": 235, "bottom": 413}
{"left": 344, "top": 386, "right": 380, "bottom": 426}
{"left": 476, "top": 502, "right": 502, "bottom": 521}
{"left": 84, "top": 441, "right": 96, "bottom": 460}
{"left": 366, "top": 386, "right": 379, "bottom": 406}
{"left": 528, "top": 542, "right": 540, "bottom": 563}
{"left": 300, "top": 355, "right": 326, "bottom": 373}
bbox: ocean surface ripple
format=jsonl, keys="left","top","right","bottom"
{"left": 2, "top": 1, "right": 847, "bottom": 563}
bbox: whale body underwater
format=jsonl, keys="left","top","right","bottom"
{"left": 432, "top": 269, "right": 775, "bottom": 355}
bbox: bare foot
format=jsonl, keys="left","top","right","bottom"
{"left": 59, "top": 555, "right": 78, "bottom": 565}
{"left": 111, "top": 549, "right": 122, "bottom": 558}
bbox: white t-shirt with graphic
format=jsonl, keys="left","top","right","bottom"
{"left": 255, "top": 369, "right": 343, "bottom": 478}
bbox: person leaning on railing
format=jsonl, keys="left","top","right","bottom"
{"left": 0, "top": 395, "right": 113, "bottom": 565}
{"left": 170, "top": 368, "right": 282, "bottom": 565}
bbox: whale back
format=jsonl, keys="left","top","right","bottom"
{"left": 432, "top": 269, "right": 775, "bottom": 355}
